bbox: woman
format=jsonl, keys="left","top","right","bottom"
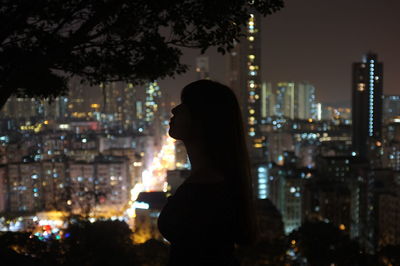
{"left": 158, "top": 80, "right": 257, "bottom": 265}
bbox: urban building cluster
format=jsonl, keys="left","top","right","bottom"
{"left": 0, "top": 13, "right": 399, "bottom": 261}
{"left": 225, "top": 11, "right": 400, "bottom": 255}
{"left": 247, "top": 53, "right": 400, "bottom": 254}
{"left": 0, "top": 80, "right": 178, "bottom": 242}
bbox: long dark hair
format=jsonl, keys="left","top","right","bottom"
{"left": 181, "top": 79, "right": 257, "bottom": 245}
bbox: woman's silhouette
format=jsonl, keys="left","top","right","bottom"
{"left": 158, "top": 80, "right": 257, "bottom": 265}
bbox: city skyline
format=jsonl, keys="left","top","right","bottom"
{"left": 1, "top": 1, "right": 400, "bottom": 264}
{"left": 159, "top": 0, "right": 400, "bottom": 107}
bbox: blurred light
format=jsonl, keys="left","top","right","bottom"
{"left": 133, "top": 201, "right": 149, "bottom": 210}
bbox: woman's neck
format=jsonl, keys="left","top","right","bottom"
{"left": 183, "top": 139, "right": 223, "bottom": 183}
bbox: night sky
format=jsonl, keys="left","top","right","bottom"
{"left": 160, "top": 0, "right": 400, "bottom": 107}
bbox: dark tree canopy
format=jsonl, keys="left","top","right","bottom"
{"left": 0, "top": 0, "right": 284, "bottom": 107}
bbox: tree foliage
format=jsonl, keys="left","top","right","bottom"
{"left": 289, "top": 221, "right": 375, "bottom": 266}
{"left": 0, "top": 0, "right": 284, "bottom": 106}
{"left": 63, "top": 220, "right": 136, "bottom": 266}
{"left": 0, "top": 220, "right": 171, "bottom": 266}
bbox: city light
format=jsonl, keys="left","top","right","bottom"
{"left": 125, "top": 135, "right": 176, "bottom": 223}
{"left": 0, "top": 2, "right": 398, "bottom": 263}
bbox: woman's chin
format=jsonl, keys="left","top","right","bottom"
{"left": 168, "top": 128, "right": 179, "bottom": 140}
{"left": 169, "top": 128, "right": 187, "bottom": 141}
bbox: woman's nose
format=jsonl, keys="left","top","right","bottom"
{"left": 171, "top": 104, "right": 180, "bottom": 115}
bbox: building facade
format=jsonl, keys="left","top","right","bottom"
{"left": 352, "top": 52, "right": 383, "bottom": 158}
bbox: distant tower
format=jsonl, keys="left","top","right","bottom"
{"left": 1, "top": 97, "right": 40, "bottom": 120}
{"left": 144, "top": 81, "right": 161, "bottom": 125}
{"left": 227, "top": 12, "right": 262, "bottom": 155}
{"left": 260, "top": 82, "right": 274, "bottom": 120}
{"left": 383, "top": 95, "right": 400, "bottom": 122}
{"left": 274, "top": 82, "right": 317, "bottom": 120}
{"left": 102, "top": 82, "right": 124, "bottom": 122}
{"left": 195, "top": 56, "right": 210, "bottom": 80}
{"left": 275, "top": 82, "right": 295, "bottom": 118}
{"left": 144, "top": 81, "right": 164, "bottom": 147}
{"left": 352, "top": 52, "right": 383, "bottom": 157}
{"left": 296, "top": 82, "right": 317, "bottom": 120}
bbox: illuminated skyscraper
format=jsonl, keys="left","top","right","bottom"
{"left": 102, "top": 82, "right": 125, "bottom": 124}
{"left": 274, "top": 82, "right": 317, "bottom": 120}
{"left": 245, "top": 14, "right": 262, "bottom": 139}
{"left": 275, "top": 82, "right": 295, "bottom": 118}
{"left": 296, "top": 82, "right": 317, "bottom": 120}
{"left": 101, "top": 82, "right": 141, "bottom": 130}
{"left": 144, "top": 81, "right": 161, "bottom": 125}
{"left": 1, "top": 97, "right": 42, "bottom": 119}
{"left": 383, "top": 95, "right": 400, "bottom": 122}
{"left": 352, "top": 52, "right": 383, "bottom": 157}
{"left": 144, "top": 81, "right": 165, "bottom": 147}
{"left": 227, "top": 12, "right": 262, "bottom": 155}
{"left": 261, "top": 82, "right": 275, "bottom": 120}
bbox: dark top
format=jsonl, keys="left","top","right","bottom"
{"left": 157, "top": 180, "right": 239, "bottom": 266}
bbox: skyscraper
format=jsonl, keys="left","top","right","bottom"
{"left": 144, "top": 81, "right": 162, "bottom": 127}
{"left": 260, "top": 82, "right": 275, "bottom": 120}
{"left": 296, "top": 82, "right": 317, "bottom": 120}
{"left": 275, "top": 82, "right": 295, "bottom": 118}
{"left": 227, "top": 13, "right": 262, "bottom": 140}
{"left": 383, "top": 95, "right": 400, "bottom": 122}
{"left": 1, "top": 97, "right": 42, "bottom": 120}
{"left": 101, "top": 82, "right": 140, "bottom": 130}
{"left": 352, "top": 52, "right": 383, "bottom": 157}
{"left": 274, "top": 82, "right": 317, "bottom": 120}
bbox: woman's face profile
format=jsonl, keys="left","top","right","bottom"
{"left": 168, "top": 103, "right": 194, "bottom": 141}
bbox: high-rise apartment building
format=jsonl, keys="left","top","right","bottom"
{"left": 275, "top": 82, "right": 295, "bottom": 118}
{"left": 144, "top": 81, "right": 161, "bottom": 125}
{"left": 383, "top": 95, "right": 400, "bottom": 122}
{"left": 227, "top": 13, "right": 262, "bottom": 140}
{"left": 274, "top": 82, "right": 317, "bottom": 120}
{"left": 296, "top": 82, "right": 317, "bottom": 120}
{"left": 1, "top": 97, "right": 42, "bottom": 120}
{"left": 261, "top": 82, "right": 275, "bottom": 119}
{"left": 352, "top": 52, "right": 383, "bottom": 157}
